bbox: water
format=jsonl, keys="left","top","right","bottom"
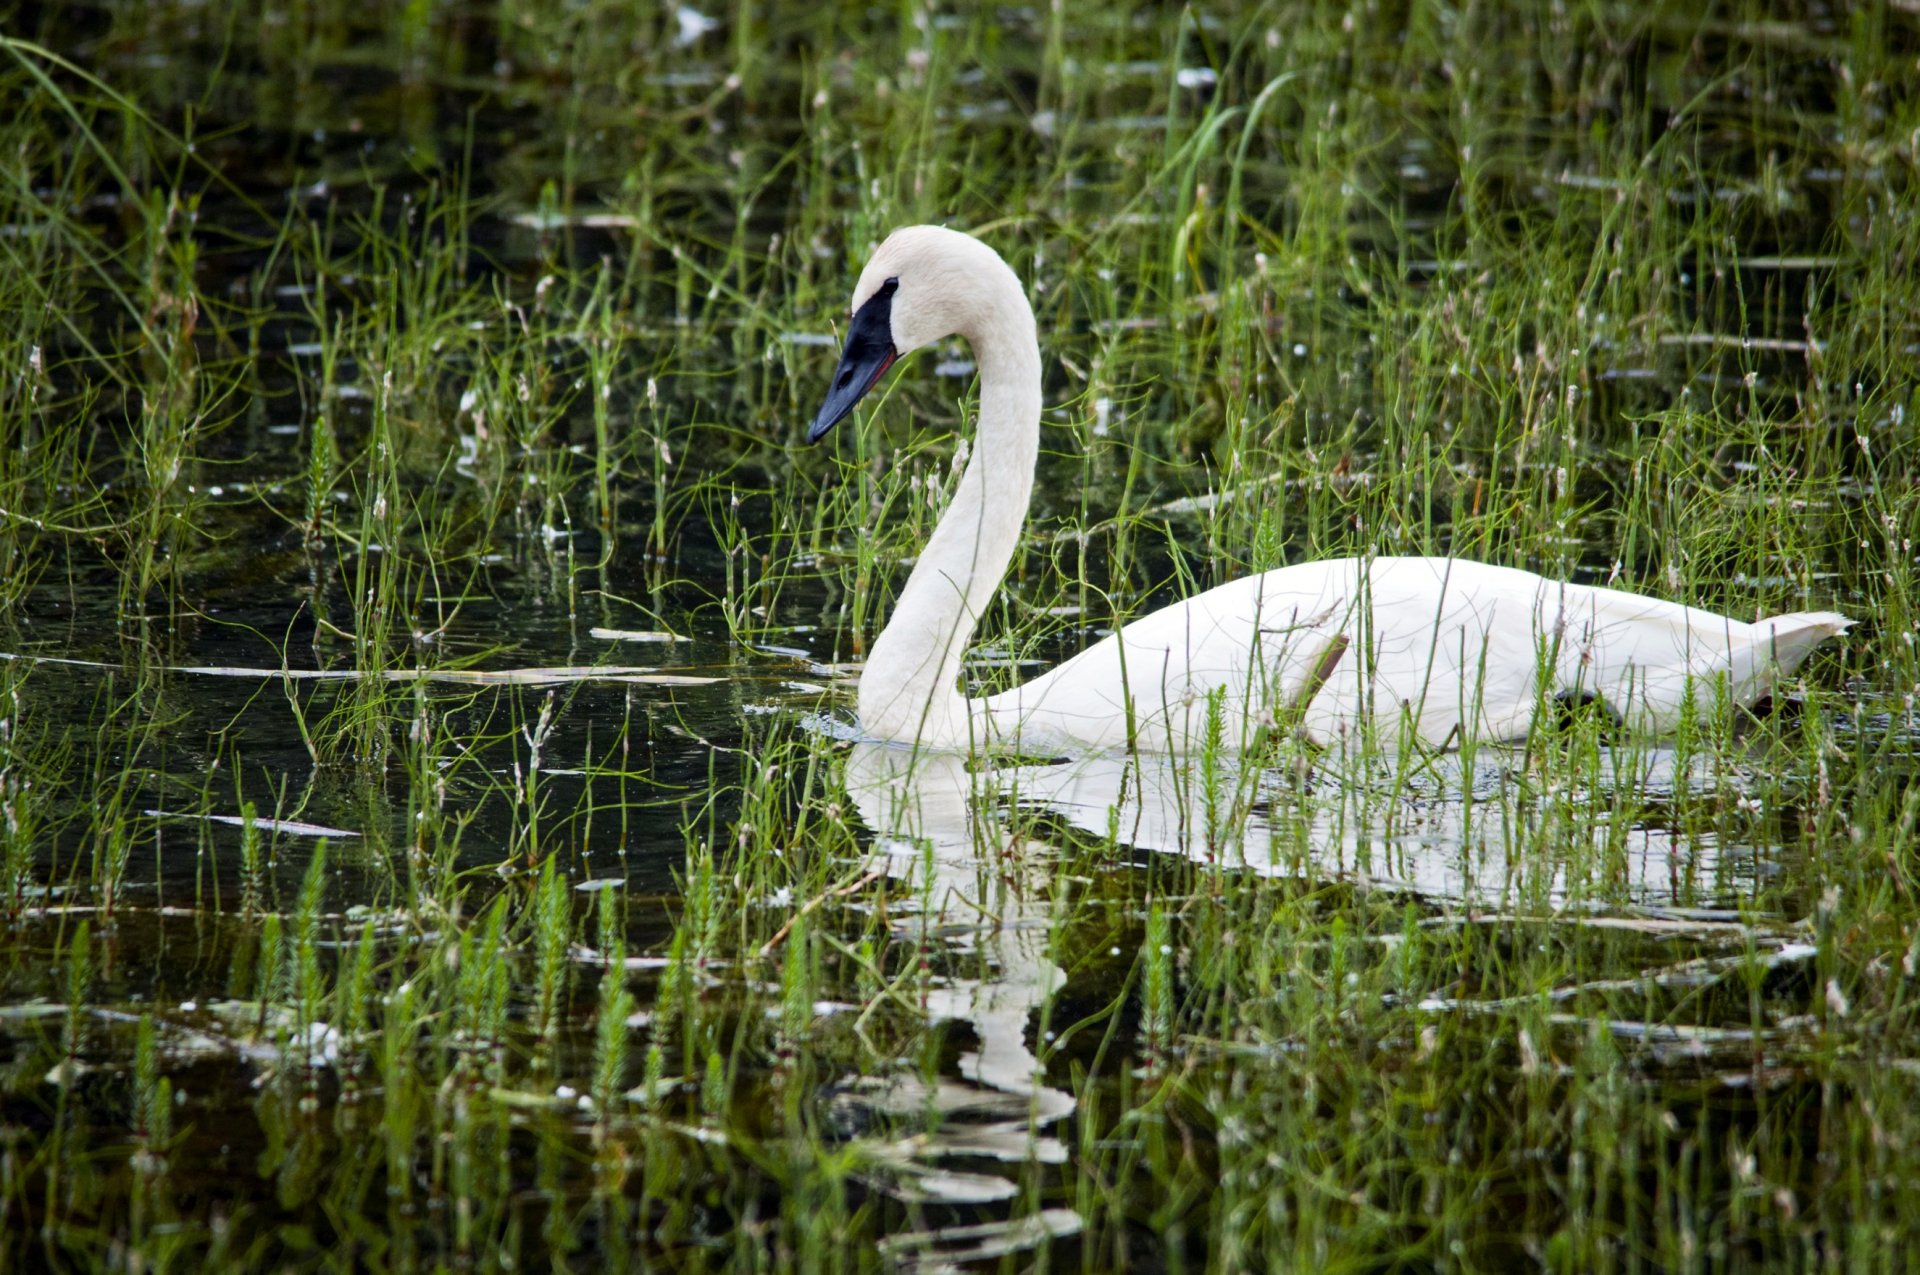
{"left": 2, "top": 2, "right": 1918, "bottom": 1268}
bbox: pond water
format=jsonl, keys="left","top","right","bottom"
{"left": 3, "top": 2, "right": 1919, "bottom": 1270}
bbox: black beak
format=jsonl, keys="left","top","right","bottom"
{"left": 808, "top": 279, "right": 900, "bottom": 443}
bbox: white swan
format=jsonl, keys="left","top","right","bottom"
{"left": 809, "top": 226, "right": 1851, "bottom": 754}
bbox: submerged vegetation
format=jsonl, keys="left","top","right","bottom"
{"left": 0, "top": 0, "right": 1917, "bottom": 1268}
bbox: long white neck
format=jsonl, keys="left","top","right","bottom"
{"left": 859, "top": 287, "right": 1041, "bottom": 747}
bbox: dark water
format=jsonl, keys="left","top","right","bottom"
{"left": 3, "top": 1, "right": 1919, "bottom": 1269}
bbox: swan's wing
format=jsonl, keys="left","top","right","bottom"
{"left": 1295, "top": 558, "right": 1558, "bottom": 747}
{"left": 996, "top": 558, "right": 1563, "bottom": 750}
{"left": 1556, "top": 588, "right": 1851, "bottom": 729}
{"left": 1553, "top": 585, "right": 1742, "bottom": 728}
{"left": 984, "top": 564, "right": 1356, "bottom": 752}
{"left": 1302, "top": 563, "right": 1852, "bottom": 743}
{"left": 986, "top": 557, "right": 1850, "bottom": 753}
{"left": 1751, "top": 611, "right": 1853, "bottom": 674}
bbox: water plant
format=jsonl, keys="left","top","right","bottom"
{"left": 0, "top": 2, "right": 1912, "bottom": 1270}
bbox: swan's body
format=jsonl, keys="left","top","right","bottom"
{"left": 810, "top": 226, "right": 1850, "bottom": 754}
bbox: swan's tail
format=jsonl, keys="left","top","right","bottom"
{"left": 1754, "top": 611, "right": 1853, "bottom": 674}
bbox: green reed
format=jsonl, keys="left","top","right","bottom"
{"left": 0, "top": 0, "right": 1914, "bottom": 1269}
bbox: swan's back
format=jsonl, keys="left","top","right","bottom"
{"left": 983, "top": 557, "right": 1848, "bottom": 753}
{"left": 807, "top": 230, "right": 1848, "bottom": 755}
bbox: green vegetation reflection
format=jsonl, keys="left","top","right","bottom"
{"left": 0, "top": 1, "right": 1916, "bottom": 1270}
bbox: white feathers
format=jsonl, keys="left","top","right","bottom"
{"left": 832, "top": 228, "right": 1848, "bottom": 753}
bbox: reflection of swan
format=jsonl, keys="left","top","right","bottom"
{"left": 810, "top": 226, "right": 1850, "bottom": 753}
{"left": 830, "top": 731, "right": 1771, "bottom": 1218}
{"left": 854, "top": 738, "right": 1767, "bottom": 911}
{"left": 841, "top": 742, "right": 1073, "bottom": 1125}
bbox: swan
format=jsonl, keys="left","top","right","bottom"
{"left": 809, "top": 225, "right": 1851, "bottom": 754}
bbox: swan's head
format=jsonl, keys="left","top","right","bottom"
{"left": 808, "top": 225, "right": 1020, "bottom": 443}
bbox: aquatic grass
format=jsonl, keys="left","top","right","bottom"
{"left": 531, "top": 854, "right": 571, "bottom": 1045}
{"left": 591, "top": 887, "right": 633, "bottom": 1132}
{"left": 0, "top": 0, "right": 1913, "bottom": 1268}
{"left": 126, "top": 1012, "right": 175, "bottom": 1256}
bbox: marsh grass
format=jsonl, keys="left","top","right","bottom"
{"left": 0, "top": 1, "right": 1915, "bottom": 1270}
